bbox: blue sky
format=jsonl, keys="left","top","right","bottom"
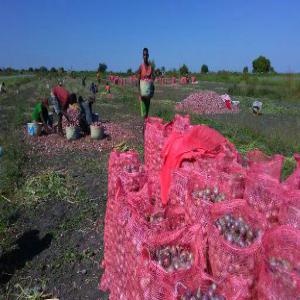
{"left": 1, "top": 0, "right": 300, "bottom": 72}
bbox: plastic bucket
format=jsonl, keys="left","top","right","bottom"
{"left": 66, "top": 126, "right": 79, "bottom": 140}
{"left": 90, "top": 125, "right": 104, "bottom": 140}
{"left": 140, "top": 80, "right": 154, "bottom": 97}
{"left": 27, "top": 122, "right": 42, "bottom": 136}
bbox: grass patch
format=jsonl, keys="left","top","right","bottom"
{"left": 13, "top": 282, "right": 52, "bottom": 300}
{"left": 19, "top": 171, "right": 85, "bottom": 206}
{"left": 281, "top": 156, "right": 297, "bottom": 181}
{"left": 0, "top": 135, "right": 27, "bottom": 196}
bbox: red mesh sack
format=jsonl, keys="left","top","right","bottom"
{"left": 100, "top": 182, "right": 131, "bottom": 295}
{"left": 283, "top": 153, "right": 300, "bottom": 189}
{"left": 144, "top": 115, "right": 190, "bottom": 172}
{"left": 165, "top": 206, "right": 188, "bottom": 231}
{"left": 192, "top": 144, "right": 245, "bottom": 198}
{"left": 174, "top": 273, "right": 251, "bottom": 300}
{"left": 126, "top": 184, "right": 168, "bottom": 251}
{"left": 208, "top": 200, "right": 264, "bottom": 287}
{"left": 144, "top": 117, "right": 173, "bottom": 172}
{"left": 185, "top": 170, "right": 232, "bottom": 232}
{"left": 244, "top": 173, "right": 284, "bottom": 228}
{"left": 168, "top": 169, "right": 190, "bottom": 207}
{"left": 108, "top": 150, "right": 143, "bottom": 200}
{"left": 279, "top": 190, "right": 300, "bottom": 229}
{"left": 257, "top": 225, "right": 300, "bottom": 300}
{"left": 137, "top": 225, "right": 205, "bottom": 300}
{"left": 245, "top": 150, "right": 284, "bottom": 181}
{"left": 119, "top": 191, "right": 191, "bottom": 300}
{"left": 102, "top": 183, "right": 162, "bottom": 300}
{"left": 147, "top": 170, "right": 163, "bottom": 208}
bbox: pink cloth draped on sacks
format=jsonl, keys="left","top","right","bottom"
{"left": 160, "top": 125, "right": 228, "bottom": 206}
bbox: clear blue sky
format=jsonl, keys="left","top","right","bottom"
{"left": 1, "top": 0, "right": 300, "bottom": 72}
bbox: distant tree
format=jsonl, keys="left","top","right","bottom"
{"left": 270, "top": 66, "right": 276, "bottom": 74}
{"left": 127, "top": 68, "right": 133, "bottom": 75}
{"left": 201, "top": 64, "right": 209, "bottom": 74}
{"left": 252, "top": 56, "right": 272, "bottom": 73}
{"left": 50, "top": 67, "right": 57, "bottom": 73}
{"left": 98, "top": 63, "right": 107, "bottom": 73}
{"left": 58, "top": 67, "right": 65, "bottom": 73}
{"left": 243, "top": 66, "right": 249, "bottom": 74}
{"left": 179, "top": 64, "right": 189, "bottom": 76}
{"left": 39, "top": 66, "right": 48, "bottom": 73}
{"left": 161, "top": 66, "right": 166, "bottom": 74}
{"left": 28, "top": 67, "right": 34, "bottom": 72}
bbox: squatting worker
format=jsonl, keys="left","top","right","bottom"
{"left": 252, "top": 100, "right": 263, "bottom": 115}
{"left": 32, "top": 98, "right": 51, "bottom": 133}
{"left": 137, "top": 48, "right": 155, "bottom": 125}
{"left": 50, "top": 85, "right": 77, "bottom": 136}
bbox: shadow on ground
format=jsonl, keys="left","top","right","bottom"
{"left": 0, "top": 230, "right": 53, "bottom": 285}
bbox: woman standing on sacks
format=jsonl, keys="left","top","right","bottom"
{"left": 137, "top": 48, "right": 155, "bottom": 133}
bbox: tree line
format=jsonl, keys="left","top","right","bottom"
{"left": 0, "top": 55, "right": 275, "bottom": 76}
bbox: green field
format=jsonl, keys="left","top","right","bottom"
{"left": 0, "top": 74, "right": 299, "bottom": 299}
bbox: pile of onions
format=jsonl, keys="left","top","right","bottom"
{"left": 176, "top": 91, "right": 239, "bottom": 115}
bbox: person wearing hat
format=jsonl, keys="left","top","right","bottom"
{"left": 31, "top": 98, "right": 52, "bottom": 133}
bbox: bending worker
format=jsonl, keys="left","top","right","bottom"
{"left": 50, "top": 85, "right": 77, "bottom": 136}
{"left": 31, "top": 98, "right": 51, "bottom": 133}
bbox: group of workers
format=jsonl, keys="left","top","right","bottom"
{"left": 31, "top": 73, "right": 114, "bottom": 136}
{"left": 31, "top": 47, "right": 263, "bottom": 138}
{"left": 31, "top": 82, "right": 97, "bottom": 136}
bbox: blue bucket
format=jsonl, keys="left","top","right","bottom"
{"left": 27, "top": 123, "right": 41, "bottom": 136}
